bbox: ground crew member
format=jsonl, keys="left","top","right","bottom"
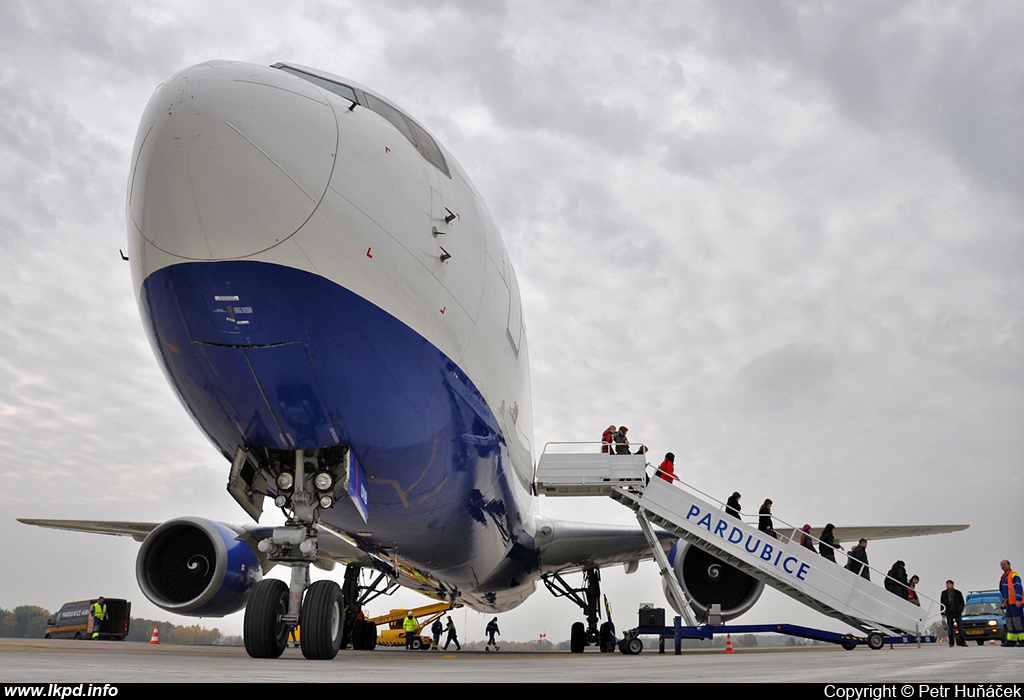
{"left": 485, "top": 617, "right": 500, "bottom": 651}
{"left": 430, "top": 618, "right": 443, "bottom": 649}
{"left": 1000, "top": 560, "right": 1023, "bottom": 646}
{"left": 90, "top": 597, "right": 107, "bottom": 639}
{"left": 403, "top": 611, "right": 419, "bottom": 649}
{"left": 443, "top": 616, "right": 461, "bottom": 651}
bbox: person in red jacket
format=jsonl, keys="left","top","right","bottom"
{"left": 655, "top": 452, "right": 676, "bottom": 483}
{"left": 601, "top": 424, "right": 615, "bottom": 453}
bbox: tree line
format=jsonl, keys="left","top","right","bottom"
{"left": 0, "top": 605, "right": 237, "bottom": 645}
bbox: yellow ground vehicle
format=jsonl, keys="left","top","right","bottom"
{"left": 370, "top": 602, "right": 459, "bottom": 649}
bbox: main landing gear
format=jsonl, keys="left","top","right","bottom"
{"left": 343, "top": 564, "right": 399, "bottom": 651}
{"left": 543, "top": 567, "right": 615, "bottom": 653}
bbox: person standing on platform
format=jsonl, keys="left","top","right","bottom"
{"left": 601, "top": 425, "right": 615, "bottom": 454}
{"left": 612, "top": 426, "right": 630, "bottom": 455}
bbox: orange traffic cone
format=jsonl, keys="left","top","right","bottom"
{"left": 724, "top": 633, "right": 735, "bottom": 653}
{"left": 149, "top": 624, "right": 160, "bottom": 645}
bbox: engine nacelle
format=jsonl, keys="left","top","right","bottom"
{"left": 136, "top": 517, "right": 261, "bottom": 617}
{"left": 665, "top": 541, "right": 764, "bottom": 621}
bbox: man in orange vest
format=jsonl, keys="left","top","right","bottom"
{"left": 1000, "top": 560, "right": 1023, "bottom": 646}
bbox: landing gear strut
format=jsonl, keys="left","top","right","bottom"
{"left": 543, "top": 567, "right": 607, "bottom": 653}
{"left": 243, "top": 448, "right": 349, "bottom": 660}
{"left": 342, "top": 563, "right": 400, "bottom": 650}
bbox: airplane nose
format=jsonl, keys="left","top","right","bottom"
{"left": 128, "top": 61, "right": 337, "bottom": 260}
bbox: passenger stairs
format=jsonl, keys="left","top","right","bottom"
{"left": 535, "top": 443, "right": 933, "bottom": 639}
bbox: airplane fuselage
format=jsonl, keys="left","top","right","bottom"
{"left": 127, "top": 61, "right": 538, "bottom": 611}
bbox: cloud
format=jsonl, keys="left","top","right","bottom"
{"left": 0, "top": 0, "right": 1020, "bottom": 642}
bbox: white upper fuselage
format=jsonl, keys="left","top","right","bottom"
{"left": 126, "top": 61, "right": 540, "bottom": 610}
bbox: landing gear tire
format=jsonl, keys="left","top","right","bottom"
{"left": 627, "top": 637, "right": 644, "bottom": 655}
{"left": 570, "top": 621, "right": 586, "bottom": 653}
{"left": 867, "top": 632, "right": 885, "bottom": 651}
{"left": 840, "top": 640, "right": 858, "bottom": 651}
{"left": 599, "top": 622, "right": 614, "bottom": 652}
{"left": 244, "top": 579, "right": 290, "bottom": 659}
{"left": 300, "top": 580, "right": 343, "bottom": 660}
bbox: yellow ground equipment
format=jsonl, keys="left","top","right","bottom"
{"left": 369, "top": 601, "right": 460, "bottom": 649}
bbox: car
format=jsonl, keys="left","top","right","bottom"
{"left": 959, "top": 590, "right": 1005, "bottom": 645}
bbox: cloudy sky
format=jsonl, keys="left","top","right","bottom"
{"left": 1, "top": 0, "right": 1021, "bottom": 645}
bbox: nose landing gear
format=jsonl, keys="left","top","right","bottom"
{"left": 243, "top": 448, "right": 349, "bottom": 660}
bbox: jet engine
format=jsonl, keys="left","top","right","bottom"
{"left": 664, "top": 542, "right": 764, "bottom": 621}
{"left": 136, "top": 517, "right": 261, "bottom": 617}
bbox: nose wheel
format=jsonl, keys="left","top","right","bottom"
{"left": 300, "top": 580, "right": 344, "bottom": 660}
{"left": 244, "top": 579, "right": 290, "bottom": 658}
{"left": 244, "top": 448, "right": 351, "bottom": 660}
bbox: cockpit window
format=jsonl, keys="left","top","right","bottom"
{"left": 362, "top": 94, "right": 450, "bottom": 178}
{"left": 274, "top": 63, "right": 450, "bottom": 179}
{"left": 406, "top": 120, "right": 448, "bottom": 179}
{"left": 362, "top": 94, "right": 419, "bottom": 152}
{"left": 276, "top": 65, "right": 357, "bottom": 105}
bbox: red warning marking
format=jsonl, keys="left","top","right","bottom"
{"left": 440, "top": 307, "right": 446, "bottom": 314}
{"left": 385, "top": 146, "right": 390, "bottom": 153}
{"left": 366, "top": 247, "right": 373, "bottom": 258}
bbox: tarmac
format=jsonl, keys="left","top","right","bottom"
{"left": 1, "top": 639, "right": 1023, "bottom": 683}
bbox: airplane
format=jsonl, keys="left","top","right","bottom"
{"left": 20, "top": 60, "right": 967, "bottom": 659}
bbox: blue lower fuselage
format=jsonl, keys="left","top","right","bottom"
{"left": 141, "top": 260, "right": 539, "bottom": 607}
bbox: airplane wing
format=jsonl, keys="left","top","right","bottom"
{"left": 537, "top": 518, "right": 670, "bottom": 574}
{"left": 777, "top": 524, "right": 970, "bottom": 544}
{"left": 17, "top": 517, "right": 372, "bottom": 568}
{"left": 17, "top": 518, "right": 159, "bottom": 542}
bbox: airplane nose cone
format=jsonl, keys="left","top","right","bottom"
{"left": 128, "top": 61, "right": 337, "bottom": 259}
